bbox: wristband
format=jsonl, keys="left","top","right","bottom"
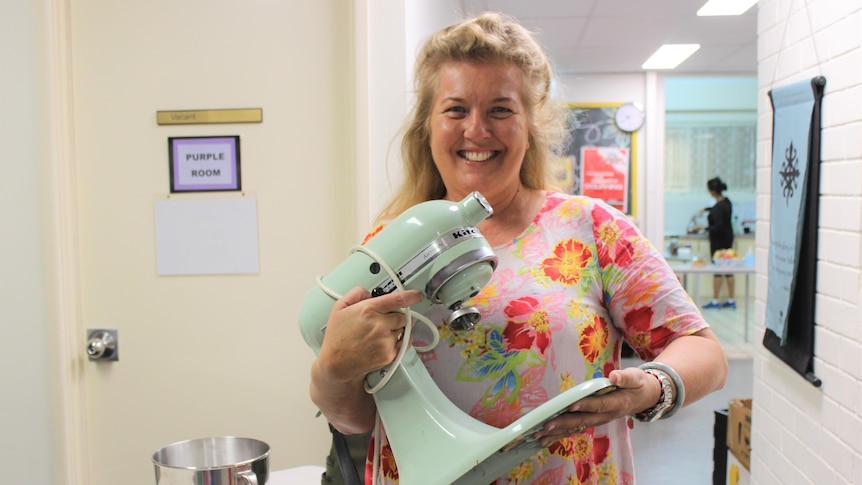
{"left": 638, "top": 361, "right": 685, "bottom": 419}
{"left": 634, "top": 369, "right": 673, "bottom": 422}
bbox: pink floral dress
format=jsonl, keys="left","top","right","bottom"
{"left": 365, "top": 192, "right": 708, "bottom": 485}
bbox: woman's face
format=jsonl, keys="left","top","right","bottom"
{"left": 428, "top": 61, "right": 530, "bottom": 204}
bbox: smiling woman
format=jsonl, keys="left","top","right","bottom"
{"left": 311, "top": 12, "right": 727, "bottom": 485}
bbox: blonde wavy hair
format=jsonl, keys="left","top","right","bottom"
{"left": 376, "top": 12, "right": 569, "bottom": 222}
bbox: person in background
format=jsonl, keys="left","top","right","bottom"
{"left": 692, "top": 177, "right": 735, "bottom": 309}
{"left": 310, "top": 13, "right": 728, "bottom": 485}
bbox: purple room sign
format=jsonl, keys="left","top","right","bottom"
{"left": 169, "top": 136, "right": 241, "bottom": 192}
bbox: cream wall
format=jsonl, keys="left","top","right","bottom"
{"left": 752, "top": 1, "right": 862, "bottom": 484}
{"left": 1, "top": 0, "right": 59, "bottom": 483}
{"left": 6, "top": 0, "right": 356, "bottom": 483}
{"left": 68, "top": 0, "right": 354, "bottom": 480}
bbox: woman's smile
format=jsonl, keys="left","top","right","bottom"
{"left": 459, "top": 150, "right": 499, "bottom": 162}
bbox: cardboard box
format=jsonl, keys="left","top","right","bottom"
{"left": 726, "top": 450, "right": 751, "bottom": 485}
{"left": 727, "top": 398, "right": 752, "bottom": 471}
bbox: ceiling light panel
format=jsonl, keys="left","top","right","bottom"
{"left": 642, "top": 44, "right": 701, "bottom": 70}
{"left": 697, "top": 0, "right": 758, "bottom": 16}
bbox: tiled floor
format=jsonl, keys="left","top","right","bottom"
{"left": 701, "top": 295, "right": 755, "bottom": 359}
{"left": 627, "top": 296, "right": 754, "bottom": 484}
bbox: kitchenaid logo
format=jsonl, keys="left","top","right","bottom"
{"left": 451, "top": 227, "right": 478, "bottom": 239}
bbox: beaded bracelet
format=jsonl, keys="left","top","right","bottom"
{"left": 638, "top": 361, "right": 686, "bottom": 419}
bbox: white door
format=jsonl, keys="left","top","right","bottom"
{"left": 67, "top": 1, "right": 354, "bottom": 483}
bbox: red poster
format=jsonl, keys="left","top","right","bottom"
{"left": 580, "top": 146, "right": 629, "bottom": 211}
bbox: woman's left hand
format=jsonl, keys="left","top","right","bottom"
{"left": 532, "top": 367, "right": 661, "bottom": 446}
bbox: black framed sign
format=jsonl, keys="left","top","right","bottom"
{"left": 168, "top": 136, "right": 241, "bottom": 192}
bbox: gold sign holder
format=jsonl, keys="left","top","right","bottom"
{"left": 157, "top": 108, "right": 263, "bottom": 125}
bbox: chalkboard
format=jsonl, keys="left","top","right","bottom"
{"left": 548, "top": 104, "right": 637, "bottom": 215}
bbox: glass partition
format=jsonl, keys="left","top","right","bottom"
{"left": 663, "top": 76, "right": 757, "bottom": 257}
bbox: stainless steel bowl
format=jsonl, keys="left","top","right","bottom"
{"left": 152, "top": 436, "right": 270, "bottom": 485}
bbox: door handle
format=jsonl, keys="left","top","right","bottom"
{"left": 86, "top": 329, "right": 119, "bottom": 361}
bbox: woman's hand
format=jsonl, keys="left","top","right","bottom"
{"left": 317, "top": 286, "right": 425, "bottom": 383}
{"left": 310, "top": 287, "right": 425, "bottom": 434}
{"left": 533, "top": 329, "right": 727, "bottom": 445}
{"left": 532, "top": 367, "right": 661, "bottom": 446}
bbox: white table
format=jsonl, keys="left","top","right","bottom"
{"left": 672, "top": 263, "right": 754, "bottom": 342}
{"left": 269, "top": 466, "right": 325, "bottom": 485}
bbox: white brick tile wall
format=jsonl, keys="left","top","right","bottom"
{"left": 816, "top": 427, "right": 855, "bottom": 481}
{"left": 817, "top": 361, "right": 856, "bottom": 414}
{"left": 837, "top": 331, "right": 862, "bottom": 375}
{"left": 835, "top": 403, "right": 862, "bottom": 454}
{"left": 747, "top": 0, "right": 862, "bottom": 482}
{"left": 809, "top": 0, "right": 854, "bottom": 32}
{"left": 823, "top": 9, "right": 862, "bottom": 58}
{"left": 819, "top": 161, "right": 862, "bottom": 197}
{"left": 822, "top": 84, "right": 862, "bottom": 127}
{"left": 817, "top": 196, "right": 861, "bottom": 232}
{"left": 836, "top": 122, "right": 862, "bottom": 159}
{"left": 820, "top": 397, "right": 842, "bottom": 435}
{"left": 811, "top": 327, "right": 840, "bottom": 366}
{"left": 816, "top": 261, "right": 861, "bottom": 304}
{"left": 813, "top": 295, "right": 859, "bottom": 340}
{"left": 817, "top": 229, "right": 861, "bottom": 266}
{"left": 771, "top": 454, "right": 796, "bottom": 484}
{"left": 819, "top": 50, "right": 862, "bottom": 98}
{"left": 818, "top": 127, "right": 850, "bottom": 163}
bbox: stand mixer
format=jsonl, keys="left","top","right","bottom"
{"left": 298, "top": 192, "right": 615, "bottom": 484}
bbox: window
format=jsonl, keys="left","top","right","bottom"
{"left": 665, "top": 120, "right": 756, "bottom": 194}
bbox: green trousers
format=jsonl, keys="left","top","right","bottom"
{"left": 321, "top": 429, "right": 371, "bottom": 485}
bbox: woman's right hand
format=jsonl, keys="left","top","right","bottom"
{"left": 311, "top": 287, "right": 425, "bottom": 433}
{"left": 317, "top": 287, "right": 425, "bottom": 384}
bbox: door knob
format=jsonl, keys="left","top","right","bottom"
{"left": 86, "top": 329, "right": 119, "bottom": 361}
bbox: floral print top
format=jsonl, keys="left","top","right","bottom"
{"left": 364, "top": 192, "right": 708, "bottom": 485}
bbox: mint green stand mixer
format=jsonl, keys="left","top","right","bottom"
{"left": 299, "top": 192, "right": 615, "bottom": 484}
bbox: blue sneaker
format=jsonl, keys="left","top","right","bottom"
{"left": 721, "top": 300, "right": 737, "bottom": 309}
{"left": 703, "top": 300, "right": 721, "bottom": 309}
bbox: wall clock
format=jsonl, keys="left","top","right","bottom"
{"left": 614, "top": 102, "right": 645, "bottom": 132}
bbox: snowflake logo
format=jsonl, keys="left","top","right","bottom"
{"left": 779, "top": 141, "right": 800, "bottom": 207}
